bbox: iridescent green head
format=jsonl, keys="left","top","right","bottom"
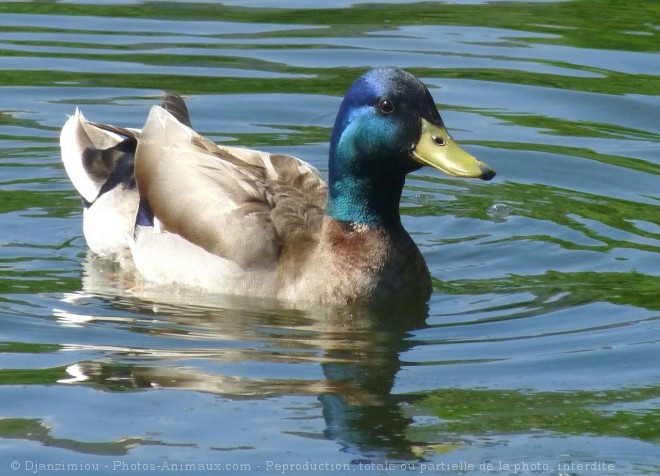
{"left": 327, "top": 67, "right": 494, "bottom": 227}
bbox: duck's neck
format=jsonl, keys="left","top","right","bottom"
{"left": 326, "top": 173, "right": 405, "bottom": 229}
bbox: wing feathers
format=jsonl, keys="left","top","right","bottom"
{"left": 135, "top": 106, "right": 327, "bottom": 270}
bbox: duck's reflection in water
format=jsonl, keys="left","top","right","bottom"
{"left": 60, "top": 254, "right": 431, "bottom": 458}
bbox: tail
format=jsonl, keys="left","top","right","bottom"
{"left": 60, "top": 109, "right": 138, "bottom": 206}
{"left": 60, "top": 94, "right": 191, "bottom": 206}
{"left": 60, "top": 94, "right": 192, "bottom": 260}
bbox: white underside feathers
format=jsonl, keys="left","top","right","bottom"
{"left": 130, "top": 226, "right": 276, "bottom": 297}
{"left": 82, "top": 187, "right": 139, "bottom": 260}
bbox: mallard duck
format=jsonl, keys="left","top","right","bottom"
{"left": 60, "top": 67, "right": 494, "bottom": 305}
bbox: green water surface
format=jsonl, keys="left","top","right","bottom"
{"left": 0, "top": 1, "right": 658, "bottom": 475}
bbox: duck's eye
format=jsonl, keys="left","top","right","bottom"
{"left": 432, "top": 136, "right": 446, "bottom": 146}
{"left": 377, "top": 99, "right": 395, "bottom": 114}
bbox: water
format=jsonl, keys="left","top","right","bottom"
{"left": 1, "top": 1, "right": 659, "bottom": 474}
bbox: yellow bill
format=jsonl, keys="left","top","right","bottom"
{"left": 412, "top": 119, "right": 495, "bottom": 180}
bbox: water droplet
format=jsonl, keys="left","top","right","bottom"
{"left": 487, "top": 202, "right": 512, "bottom": 220}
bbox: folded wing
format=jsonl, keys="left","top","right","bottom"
{"left": 135, "top": 106, "right": 328, "bottom": 270}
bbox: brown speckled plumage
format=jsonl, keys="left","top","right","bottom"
{"left": 274, "top": 218, "right": 432, "bottom": 304}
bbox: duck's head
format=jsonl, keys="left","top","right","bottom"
{"left": 327, "top": 67, "right": 495, "bottom": 227}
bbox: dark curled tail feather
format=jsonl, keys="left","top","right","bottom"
{"left": 82, "top": 137, "right": 136, "bottom": 183}
{"left": 81, "top": 137, "right": 137, "bottom": 207}
{"left": 162, "top": 92, "right": 192, "bottom": 128}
